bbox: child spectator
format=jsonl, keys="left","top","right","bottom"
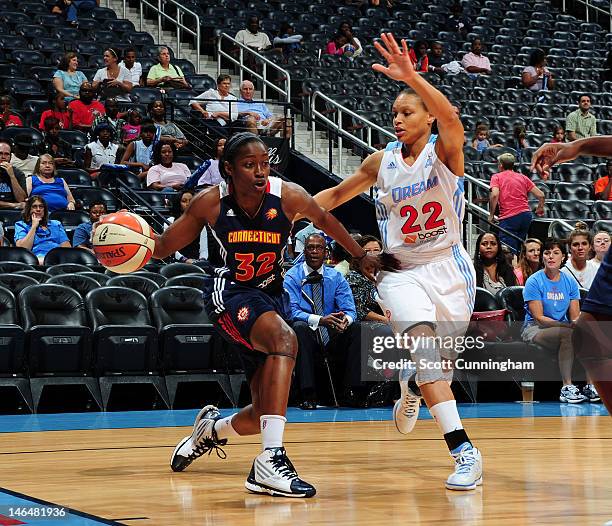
{"left": 472, "top": 124, "right": 502, "bottom": 152}
{"left": 39, "top": 92, "right": 71, "bottom": 131}
{"left": 0, "top": 96, "right": 23, "bottom": 127}
{"left": 550, "top": 125, "right": 565, "bottom": 143}
{"left": 512, "top": 125, "right": 529, "bottom": 162}
{"left": 41, "top": 116, "right": 73, "bottom": 166}
{"left": 409, "top": 40, "right": 429, "bottom": 72}
{"left": 121, "top": 110, "right": 142, "bottom": 144}
{"left": 84, "top": 123, "right": 119, "bottom": 178}
{"left": 326, "top": 34, "right": 348, "bottom": 55}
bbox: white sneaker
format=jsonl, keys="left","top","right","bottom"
{"left": 245, "top": 447, "right": 316, "bottom": 498}
{"left": 393, "top": 383, "right": 421, "bottom": 434}
{"left": 446, "top": 443, "right": 483, "bottom": 491}
{"left": 560, "top": 384, "right": 587, "bottom": 404}
{"left": 582, "top": 384, "right": 601, "bottom": 402}
{"left": 170, "top": 405, "right": 227, "bottom": 472}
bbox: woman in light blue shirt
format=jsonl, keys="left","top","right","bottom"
{"left": 53, "top": 52, "right": 88, "bottom": 102}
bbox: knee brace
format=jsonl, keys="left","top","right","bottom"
{"left": 411, "top": 337, "right": 455, "bottom": 387}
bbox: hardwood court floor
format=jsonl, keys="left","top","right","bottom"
{"left": 1, "top": 415, "right": 612, "bottom": 525}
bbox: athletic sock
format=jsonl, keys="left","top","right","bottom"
{"left": 260, "top": 414, "right": 286, "bottom": 451}
{"left": 429, "top": 400, "right": 472, "bottom": 452}
{"left": 213, "top": 414, "right": 240, "bottom": 440}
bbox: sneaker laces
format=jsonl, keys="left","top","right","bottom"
{"left": 400, "top": 393, "right": 420, "bottom": 417}
{"left": 190, "top": 428, "right": 228, "bottom": 461}
{"left": 269, "top": 450, "right": 298, "bottom": 481}
{"left": 451, "top": 447, "right": 478, "bottom": 474}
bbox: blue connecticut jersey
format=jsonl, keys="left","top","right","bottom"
{"left": 210, "top": 176, "right": 292, "bottom": 294}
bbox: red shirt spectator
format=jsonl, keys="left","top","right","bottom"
{"left": 490, "top": 168, "right": 535, "bottom": 220}
{"left": 595, "top": 177, "right": 612, "bottom": 200}
{"left": 409, "top": 41, "right": 429, "bottom": 72}
{"left": 39, "top": 109, "right": 71, "bottom": 130}
{"left": 68, "top": 99, "right": 105, "bottom": 129}
{"left": 0, "top": 96, "right": 23, "bottom": 127}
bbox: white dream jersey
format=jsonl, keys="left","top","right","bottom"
{"left": 375, "top": 135, "right": 465, "bottom": 266}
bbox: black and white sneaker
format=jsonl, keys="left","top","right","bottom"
{"left": 170, "top": 405, "right": 227, "bottom": 472}
{"left": 245, "top": 447, "right": 316, "bottom": 498}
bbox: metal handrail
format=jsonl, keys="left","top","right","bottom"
{"left": 217, "top": 33, "right": 291, "bottom": 103}
{"left": 310, "top": 90, "right": 394, "bottom": 172}
{"left": 563, "top": 0, "right": 612, "bottom": 31}
{"left": 107, "top": 0, "right": 201, "bottom": 72}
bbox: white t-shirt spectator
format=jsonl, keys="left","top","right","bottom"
{"left": 523, "top": 66, "right": 551, "bottom": 91}
{"left": 461, "top": 52, "right": 491, "bottom": 74}
{"left": 147, "top": 162, "right": 191, "bottom": 188}
{"left": 189, "top": 89, "right": 237, "bottom": 125}
{"left": 235, "top": 29, "right": 271, "bottom": 50}
{"left": 561, "top": 259, "right": 599, "bottom": 290}
{"left": 118, "top": 61, "right": 143, "bottom": 87}
{"left": 86, "top": 140, "right": 119, "bottom": 170}
{"left": 93, "top": 66, "right": 132, "bottom": 101}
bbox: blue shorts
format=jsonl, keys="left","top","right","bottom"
{"left": 582, "top": 246, "right": 612, "bottom": 316}
{"left": 202, "top": 275, "right": 291, "bottom": 378}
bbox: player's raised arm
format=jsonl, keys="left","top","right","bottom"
{"left": 372, "top": 33, "right": 464, "bottom": 172}
{"left": 283, "top": 181, "right": 379, "bottom": 279}
{"left": 531, "top": 136, "right": 612, "bottom": 179}
{"left": 152, "top": 186, "right": 216, "bottom": 259}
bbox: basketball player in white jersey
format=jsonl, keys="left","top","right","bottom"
{"left": 314, "top": 34, "right": 482, "bottom": 490}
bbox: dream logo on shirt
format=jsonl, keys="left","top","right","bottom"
{"left": 392, "top": 176, "right": 438, "bottom": 203}
{"left": 547, "top": 286, "right": 565, "bottom": 302}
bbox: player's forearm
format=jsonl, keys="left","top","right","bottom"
{"left": 400, "top": 71, "right": 457, "bottom": 126}
{"left": 564, "top": 136, "right": 612, "bottom": 159}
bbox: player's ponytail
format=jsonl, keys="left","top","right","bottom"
{"left": 219, "top": 132, "right": 264, "bottom": 181}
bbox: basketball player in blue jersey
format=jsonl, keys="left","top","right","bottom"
{"left": 151, "top": 133, "right": 378, "bottom": 498}
{"left": 532, "top": 136, "right": 612, "bottom": 414}
{"left": 313, "top": 34, "right": 482, "bottom": 490}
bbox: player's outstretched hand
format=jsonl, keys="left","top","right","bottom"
{"left": 358, "top": 252, "right": 382, "bottom": 282}
{"left": 372, "top": 33, "right": 416, "bottom": 82}
{"left": 530, "top": 142, "right": 578, "bottom": 180}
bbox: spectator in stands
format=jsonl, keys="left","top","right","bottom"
{"left": 521, "top": 238, "right": 594, "bottom": 403}
{"left": 409, "top": 40, "right": 429, "bottom": 72}
{"left": 472, "top": 124, "right": 502, "bottom": 152}
{"left": 514, "top": 238, "right": 543, "bottom": 285}
{"left": 273, "top": 22, "right": 303, "bottom": 61}
{"left": 338, "top": 21, "right": 363, "bottom": 57}
{"left": 41, "top": 117, "right": 73, "bottom": 167}
{"left": 284, "top": 233, "right": 363, "bottom": 409}
{"left": 121, "top": 110, "right": 141, "bottom": 145}
{"left": 146, "top": 46, "right": 189, "bottom": 90}
{"left": 461, "top": 38, "right": 491, "bottom": 76}
{"left": 120, "top": 120, "right": 156, "bottom": 180}
{"left": 445, "top": 2, "right": 471, "bottom": 36}
{"left": 119, "top": 47, "right": 143, "bottom": 88}
{"left": 72, "top": 200, "right": 107, "bottom": 252}
{"left": 474, "top": 231, "right": 517, "bottom": 294}
{"left": 26, "top": 154, "right": 75, "bottom": 213}
{"left": 330, "top": 240, "right": 351, "bottom": 276}
{"left": 601, "top": 51, "right": 612, "bottom": 83}
{"left": 15, "top": 196, "right": 71, "bottom": 263}
{"left": 551, "top": 125, "right": 565, "bottom": 143}
{"left": 489, "top": 153, "right": 545, "bottom": 254}
{"left": 84, "top": 123, "right": 119, "bottom": 177}
{"left": 293, "top": 221, "right": 322, "bottom": 255}
{"left": 592, "top": 231, "right": 611, "bottom": 271}
{"left": 522, "top": 49, "right": 554, "bottom": 92}
{"left": 512, "top": 125, "right": 529, "bottom": 162}
{"left": 189, "top": 74, "right": 237, "bottom": 129}
{"left": 562, "top": 226, "right": 598, "bottom": 290}
{"left": 0, "top": 96, "right": 22, "bottom": 128}
{"left": 427, "top": 41, "right": 446, "bottom": 75}
{"left": 594, "top": 159, "right": 612, "bottom": 200}
{"left": 68, "top": 83, "right": 105, "bottom": 133}
{"left": 566, "top": 94, "right": 597, "bottom": 141}
{"left": 51, "top": 0, "right": 98, "bottom": 26}
{"left": 346, "top": 235, "right": 387, "bottom": 323}
{"left": 11, "top": 135, "right": 39, "bottom": 176}
{"left": 235, "top": 15, "right": 272, "bottom": 52}
{"left": 53, "top": 52, "right": 88, "bottom": 103}
{"left": 196, "top": 137, "right": 225, "bottom": 187}
{"left": 326, "top": 33, "right": 349, "bottom": 56}
{"left": 92, "top": 48, "right": 133, "bottom": 102}
{"left": 38, "top": 92, "right": 71, "bottom": 131}
{"left": 235, "top": 80, "right": 290, "bottom": 138}
{"left": 146, "top": 142, "right": 190, "bottom": 191}
{"left": 166, "top": 190, "right": 208, "bottom": 262}
{"left": 0, "top": 141, "right": 26, "bottom": 210}
{"left": 92, "top": 98, "right": 125, "bottom": 144}
{"left": 148, "top": 100, "right": 188, "bottom": 149}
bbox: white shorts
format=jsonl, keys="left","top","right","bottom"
{"left": 376, "top": 244, "right": 476, "bottom": 337}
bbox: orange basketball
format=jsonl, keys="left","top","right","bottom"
{"left": 92, "top": 211, "right": 156, "bottom": 273}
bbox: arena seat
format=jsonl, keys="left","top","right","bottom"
{"left": 594, "top": 201, "right": 612, "bottom": 220}
{"left": 46, "top": 263, "right": 93, "bottom": 276}
{"left": 592, "top": 219, "right": 612, "bottom": 232}
{"left": 107, "top": 275, "right": 160, "bottom": 298}
{"left": 151, "top": 286, "right": 234, "bottom": 407}
{"left": 19, "top": 283, "right": 99, "bottom": 412}
{"left": 165, "top": 273, "right": 208, "bottom": 290}
{"left": 474, "top": 287, "right": 503, "bottom": 312}
{"left": 79, "top": 271, "right": 110, "bottom": 286}
{"left": 159, "top": 262, "right": 206, "bottom": 279}
{"left": 46, "top": 274, "right": 100, "bottom": 299}
{"left": 16, "top": 270, "right": 49, "bottom": 283}
{"left": 71, "top": 187, "right": 121, "bottom": 212}
{"left": 0, "top": 261, "right": 35, "bottom": 274}
{"left": 552, "top": 200, "right": 593, "bottom": 220}
{"left": 86, "top": 287, "right": 166, "bottom": 410}
{"left": 0, "top": 273, "right": 38, "bottom": 300}
{"left": 44, "top": 248, "right": 98, "bottom": 267}
{"left": 0, "top": 247, "right": 39, "bottom": 266}
{"left": 555, "top": 182, "right": 593, "bottom": 201}
{"left": 0, "top": 286, "right": 29, "bottom": 411}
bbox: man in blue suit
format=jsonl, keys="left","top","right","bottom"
{"left": 284, "top": 233, "right": 364, "bottom": 409}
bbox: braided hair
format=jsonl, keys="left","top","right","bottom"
{"left": 219, "top": 132, "right": 265, "bottom": 182}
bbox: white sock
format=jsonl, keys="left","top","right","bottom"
{"left": 429, "top": 400, "right": 463, "bottom": 434}
{"left": 260, "top": 414, "right": 286, "bottom": 451}
{"left": 213, "top": 414, "right": 240, "bottom": 440}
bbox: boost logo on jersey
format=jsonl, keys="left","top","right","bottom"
{"left": 404, "top": 225, "right": 448, "bottom": 244}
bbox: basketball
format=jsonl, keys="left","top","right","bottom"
{"left": 92, "top": 211, "right": 155, "bottom": 273}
